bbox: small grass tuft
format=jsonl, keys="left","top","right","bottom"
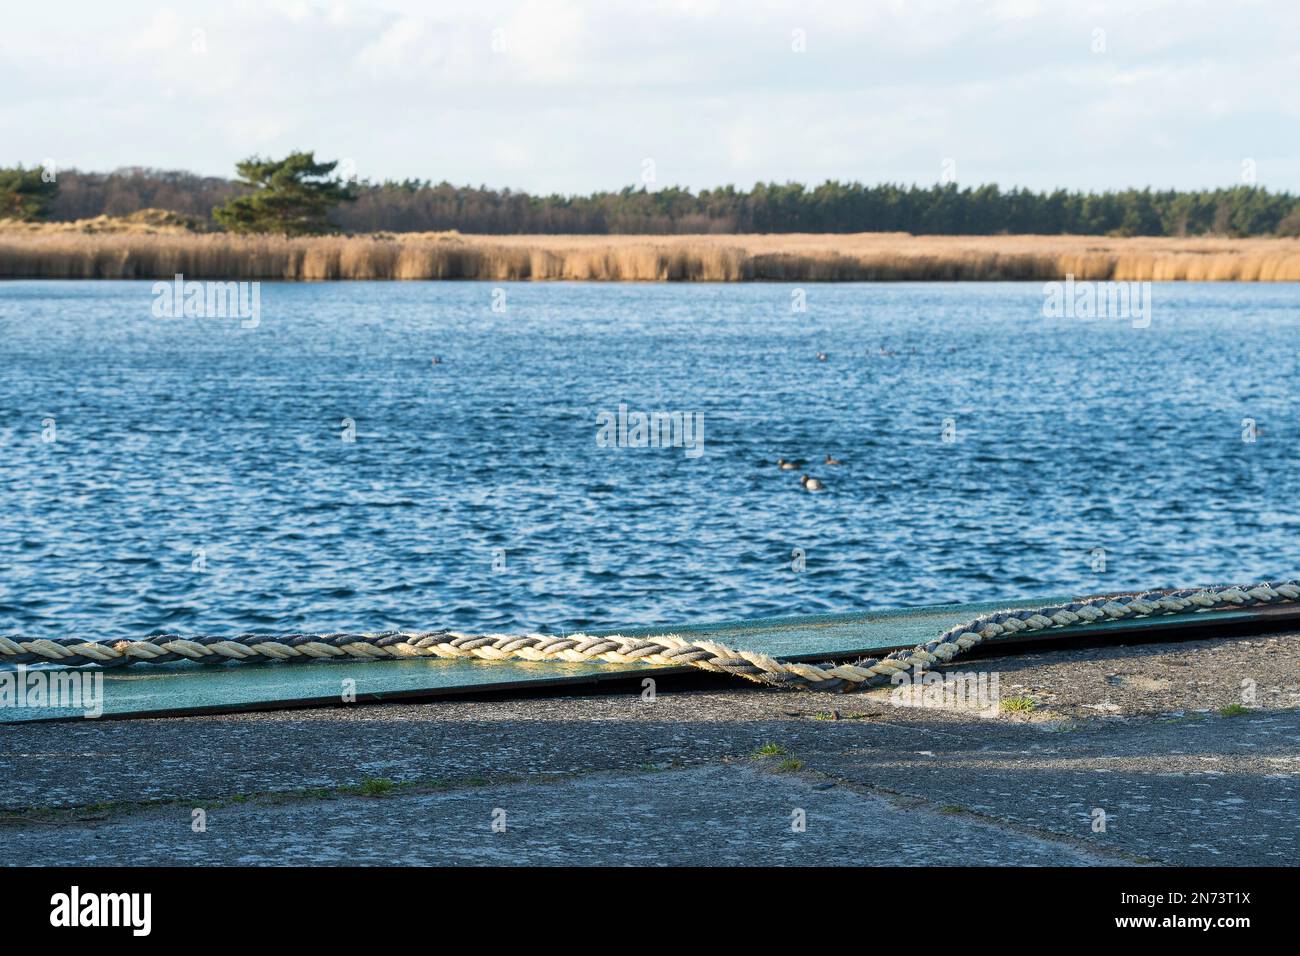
{"left": 775, "top": 759, "right": 803, "bottom": 773}
{"left": 1001, "top": 695, "right": 1037, "bottom": 713}
{"left": 754, "top": 742, "right": 788, "bottom": 757}
{"left": 1218, "top": 703, "right": 1249, "bottom": 717}
{"left": 937, "top": 805, "right": 965, "bottom": 815}
{"left": 354, "top": 777, "right": 397, "bottom": 797}
{"left": 808, "top": 710, "right": 871, "bottom": 721}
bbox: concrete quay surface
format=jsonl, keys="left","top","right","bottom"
{"left": 3, "top": 632, "right": 1298, "bottom": 866}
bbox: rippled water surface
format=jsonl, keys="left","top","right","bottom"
{"left": 1, "top": 280, "right": 1298, "bottom": 641}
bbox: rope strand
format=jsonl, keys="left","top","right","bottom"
{"left": 1, "top": 581, "right": 1295, "bottom": 692}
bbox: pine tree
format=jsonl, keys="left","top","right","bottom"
{"left": 212, "top": 152, "right": 356, "bottom": 235}
{"left": 0, "top": 166, "right": 58, "bottom": 221}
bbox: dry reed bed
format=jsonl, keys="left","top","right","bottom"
{"left": 3, "top": 229, "right": 1300, "bottom": 281}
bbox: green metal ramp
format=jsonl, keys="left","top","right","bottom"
{"left": 4, "top": 593, "right": 1296, "bottom": 722}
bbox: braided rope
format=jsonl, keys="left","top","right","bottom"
{"left": 1, "top": 581, "right": 1295, "bottom": 692}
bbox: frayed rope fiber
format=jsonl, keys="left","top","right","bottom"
{"left": 2, "top": 581, "right": 1296, "bottom": 692}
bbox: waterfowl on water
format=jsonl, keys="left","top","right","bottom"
{"left": 801, "top": 474, "right": 824, "bottom": 491}
{"left": 776, "top": 457, "right": 805, "bottom": 470}
{"left": 824, "top": 454, "right": 843, "bottom": 465}
{"left": 816, "top": 352, "right": 828, "bottom": 361}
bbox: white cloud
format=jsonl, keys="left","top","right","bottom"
{"left": 1, "top": 0, "right": 1297, "bottom": 192}
{"left": 356, "top": 17, "right": 444, "bottom": 77}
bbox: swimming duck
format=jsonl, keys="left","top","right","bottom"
{"left": 776, "top": 458, "right": 805, "bottom": 470}
{"left": 801, "top": 474, "right": 824, "bottom": 491}
{"left": 824, "top": 454, "right": 843, "bottom": 465}
{"left": 816, "top": 352, "right": 828, "bottom": 362}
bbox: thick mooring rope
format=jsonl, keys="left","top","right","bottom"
{"left": 1, "top": 582, "right": 1295, "bottom": 692}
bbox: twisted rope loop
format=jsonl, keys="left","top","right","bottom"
{"left": 1, "top": 581, "right": 1295, "bottom": 693}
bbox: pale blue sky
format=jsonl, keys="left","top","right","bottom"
{"left": 3, "top": 0, "right": 1297, "bottom": 193}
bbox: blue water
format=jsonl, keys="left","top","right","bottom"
{"left": 1, "top": 280, "right": 1297, "bottom": 642}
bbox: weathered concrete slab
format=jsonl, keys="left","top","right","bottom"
{"left": 4, "top": 764, "right": 1123, "bottom": 866}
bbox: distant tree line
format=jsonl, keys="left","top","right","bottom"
{"left": 45, "top": 167, "right": 242, "bottom": 222}
{"left": 7, "top": 161, "right": 1300, "bottom": 236}
{"left": 334, "top": 179, "right": 1300, "bottom": 237}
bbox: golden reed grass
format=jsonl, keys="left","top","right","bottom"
{"left": 3, "top": 223, "right": 1300, "bottom": 281}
